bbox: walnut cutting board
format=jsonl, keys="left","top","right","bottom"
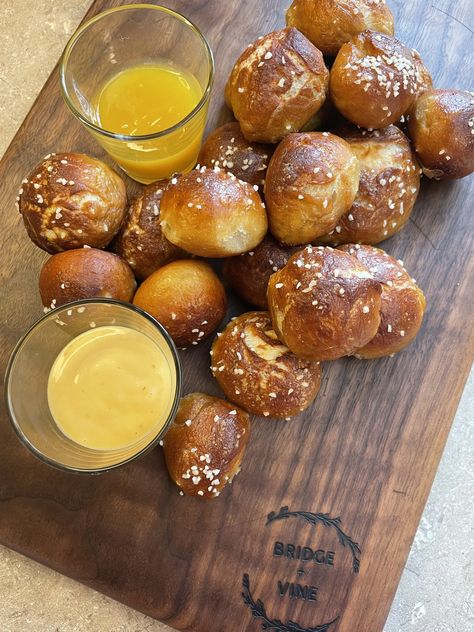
{"left": 0, "top": 1, "right": 473, "bottom": 631}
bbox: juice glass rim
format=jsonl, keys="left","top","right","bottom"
{"left": 59, "top": 3, "right": 215, "bottom": 142}
{"left": 4, "top": 298, "right": 183, "bottom": 475}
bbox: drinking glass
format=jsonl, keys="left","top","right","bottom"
{"left": 5, "top": 299, "right": 182, "bottom": 473}
{"left": 59, "top": 4, "right": 214, "bottom": 183}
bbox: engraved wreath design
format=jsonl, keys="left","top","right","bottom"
{"left": 242, "top": 506, "right": 362, "bottom": 631}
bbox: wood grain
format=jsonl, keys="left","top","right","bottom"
{"left": 0, "top": 1, "right": 473, "bottom": 631}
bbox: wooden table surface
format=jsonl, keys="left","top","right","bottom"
{"left": 0, "top": 1, "right": 473, "bottom": 632}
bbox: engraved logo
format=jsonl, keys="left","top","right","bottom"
{"left": 242, "top": 506, "right": 362, "bottom": 631}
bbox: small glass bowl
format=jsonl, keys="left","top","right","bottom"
{"left": 4, "top": 299, "right": 182, "bottom": 474}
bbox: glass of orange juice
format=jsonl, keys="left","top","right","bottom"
{"left": 59, "top": 4, "right": 214, "bottom": 183}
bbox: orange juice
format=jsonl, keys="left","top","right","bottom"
{"left": 94, "top": 63, "right": 206, "bottom": 183}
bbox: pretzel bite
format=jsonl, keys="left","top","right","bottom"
{"left": 159, "top": 167, "right": 268, "bottom": 257}
{"left": 330, "top": 31, "right": 424, "bottom": 129}
{"left": 163, "top": 393, "right": 250, "bottom": 499}
{"left": 211, "top": 312, "right": 321, "bottom": 419}
{"left": 111, "top": 181, "right": 184, "bottom": 279}
{"left": 339, "top": 244, "right": 426, "bottom": 358}
{"left": 198, "top": 122, "right": 272, "bottom": 189}
{"left": 19, "top": 153, "right": 126, "bottom": 253}
{"left": 223, "top": 235, "right": 298, "bottom": 309}
{"left": 268, "top": 246, "right": 382, "bottom": 360}
{"left": 225, "top": 27, "right": 329, "bottom": 143}
{"left": 39, "top": 248, "right": 136, "bottom": 310}
{"left": 408, "top": 89, "right": 474, "bottom": 179}
{"left": 133, "top": 260, "right": 227, "bottom": 348}
{"left": 264, "top": 132, "right": 360, "bottom": 244}
{"left": 286, "top": 0, "right": 394, "bottom": 57}
{"left": 317, "top": 125, "right": 420, "bottom": 245}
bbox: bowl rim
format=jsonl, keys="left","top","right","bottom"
{"left": 4, "top": 297, "right": 183, "bottom": 475}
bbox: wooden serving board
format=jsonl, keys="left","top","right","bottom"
{"left": 0, "top": 1, "right": 473, "bottom": 631}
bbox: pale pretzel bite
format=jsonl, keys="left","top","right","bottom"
{"left": 268, "top": 246, "right": 382, "bottom": 361}
{"left": 163, "top": 393, "right": 250, "bottom": 499}
{"left": 408, "top": 89, "right": 474, "bottom": 180}
{"left": 225, "top": 27, "right": 329, "bottom": 143}
{"left": 198, "top": 122, "right": 273, "bottom": 189}
{"left": 159, "top": 167, "right": 268, "bottom": 257}
{"left": 223, "top": 235, "right": 299, "bottom": 309}
{"left": 339, "top": 244, "right": 426, "bottom": 358}
{"left": 211, "top": 312, "right": 321, "bottom": 419}
{"left": 39, "top": 248, "right": 136, "bottom": 311}
{"left": 111, "top": 180, "right": 185, "bottom": 280}
{"left": 317, "top": 125, "right": 420, "bottom": 245}
{"left": 133, "top": 260, "right": 227, "bottom": 349}
{"left": 264, "top": 132, "right": 360, "bottom": 245}
{"left": 286, "top": 0, "right": 395, "bottom": 57}
{"left": 18, "top": 152, "right": 126, "bottom": 253}
{"left": 330, "top": 31, "right": 424, "bottom": 129}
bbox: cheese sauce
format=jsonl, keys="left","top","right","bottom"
{"left": 47, "top": 326, "right": 174, "bottom": 450}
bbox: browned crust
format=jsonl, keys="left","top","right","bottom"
{"left": 198, "top": 122, "right": 273, "bottom": 189}
{"left": 19, "top": 153, "right": 127, "bottom": 253}
{"left": 226, "top": 27, "right": 329, "bottom": 143}
{"left": 317, "top": 125, "right": 420, "bottom": 245}
{"left": 412, "top": 49, "right": 433, "bottom": 98}
{"left": 223, "top": 235, "right": 299, "bottom": 309}
{"left": 264, "top": 132, "right": 360, "bottom": 244}
{"left": 286, "top": 0, "right": 394, "bottom": 57}
{"left": 159, "top": 167, "right": 268, "bottom": 257}
{"left": 268, "top": 246, "right": 382, "bottom": 360}
{"left": 338, "top": 244, "right": 426, "bottom": 357}
{"left": 132, "top": 259, "right": 227, "bottom": 349}
{"left": 408, "top": 89, "right": 474, "bottom": 180}
{"left": 38, "top": 248, "right": 136, "bottom": 309}
{"left": 111, "top": 180, "right": 185, "bottom": 279}
{"left": 211, "top": 312, "right": 321, "bottom": 418}
{"left": 330, "top": 30, "right": 423, "bottom": 129}
{"left": 163, "top": 393, "right": 250, "bottom": 499}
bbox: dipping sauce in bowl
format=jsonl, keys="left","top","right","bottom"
{"left": 48, "top": 325, "right": 175, "bottom": 451}
{"left": 5, "top": 300, "right": 181, "bottom": 473}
